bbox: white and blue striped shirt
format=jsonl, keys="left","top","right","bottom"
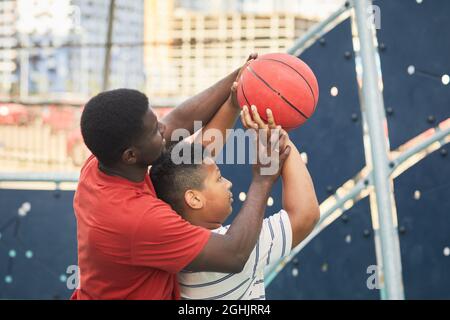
{"left": 178, "top": 210, "right": 292, "bottom": 300}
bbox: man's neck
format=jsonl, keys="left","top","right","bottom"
{"left": 183, "top": 210, "right": 221, "bottom": 230}
{"left": 98, "top": 162, "right": 148, "bottom": 183}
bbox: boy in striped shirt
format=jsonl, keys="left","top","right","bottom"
{"left": 150, "top": 110, "right": 319, "bottom": 300}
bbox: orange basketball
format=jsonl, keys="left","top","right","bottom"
{"left": 237, "top": 53, "right": 319, "bottom": 130}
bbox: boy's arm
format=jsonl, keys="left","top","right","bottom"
{"left": 235, "top": 106, "right": 319, "bottom": 249}
{"left": 282, "top": 140, "right": 320, "bottom": 248}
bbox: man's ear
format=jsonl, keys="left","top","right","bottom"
{"left": 122, "top": 148, "right": 138, "bottom": 165}
{"left": 184, "top": 190, "right": 204, "bottom": 210}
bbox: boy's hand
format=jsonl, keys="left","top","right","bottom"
{"left": 251, "top": 126, "right": 291, "bottom": 183}
{"left": 231, "top": 53, "right": 258, "bottom": 109}
{"left": 241, "top": 104, "right": 276, "bottom": 129}
{"left": 242, "top": 104, "right": 291, "bottom": 182}
{"left": 241, "top": 104, "right": 291, "bottom": 144}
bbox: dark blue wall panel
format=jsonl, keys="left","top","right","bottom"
{"left": 267, "top": 198, "right": 379, "bottom": 300}
{"left": 0, "top": 190, "right": 77, "bottom": 299}
{"left": 375, "top": 0, "right": 450, "bottom": 149}
{"left": 394, "top": 148, "right": 450, "bottom": 299}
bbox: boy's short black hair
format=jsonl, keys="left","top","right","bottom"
{"left": 150, "top": 142, "right": 210, "bottom": 214}
{"left": 80, "top": 89, "right": 149, "bottom": 166}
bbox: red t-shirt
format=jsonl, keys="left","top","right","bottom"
{"left": 71, "top": 155, "right": 211, "bottom": 300}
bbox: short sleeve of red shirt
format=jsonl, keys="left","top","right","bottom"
{"left": 131, "top": 199, "right": 211, "bottom": 274}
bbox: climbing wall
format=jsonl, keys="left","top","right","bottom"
{"left": 373, "top": 0, "right": 450, "bottom": 300}
{"left": 223, "top": 0, "right": 450, "bottom": 299}
{"left": 375, "top": 0, "right": 450, "bottom": 150}
{"left": 0, "top": 190, "right": 77, "bottom": 299}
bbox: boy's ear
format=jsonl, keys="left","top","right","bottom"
{"left": 184, "top": 190, "right": 204, "bottom": 210}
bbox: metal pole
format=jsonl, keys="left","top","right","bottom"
{"left": 103, "top": 0, "right": 116, "bottom": 91}
{"left": 353, "top": 0, "right": 405, "bottom": 300}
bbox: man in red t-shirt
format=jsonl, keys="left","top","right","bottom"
{"left": 72, "top": 55, "right": 291, "bottom": 300}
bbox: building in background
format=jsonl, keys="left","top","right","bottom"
{"left": 144, "top": 0, "right": 343, "bottom": 106}
{"left": 1, "top": 0, "right": 342, "bottom": 104}
{"left": 0, "top": 0, "right": 342, "bottom": 172}
{"left": 73, "top": 0, "right": 145, "bottom": 97}
{"left": 0, "top": 0, "right": 19, "bottom": 97}
{"left": 0, "top": 0, "right": 145, "bottom": 102}
{"left": 176, "top": 0, "right": 342, "bottom": 18}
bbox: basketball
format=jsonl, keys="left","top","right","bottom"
{"left": 237, "top": 53, "right": 319, "bottom": 130}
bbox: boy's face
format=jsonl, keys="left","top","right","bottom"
{"left": 191, "top": 158, "right": 234, "bottom": 229}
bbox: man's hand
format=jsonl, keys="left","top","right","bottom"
{"left": 231, "top": 53, "right": 258, "bottom": 109}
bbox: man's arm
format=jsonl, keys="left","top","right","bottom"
{"left": 185, "top": 128, "right": 291, "bottom": 273}
{"left": 161, "top": 54, "right": 257, "bottom": 142}
{"left": 193, "top": 96, "right": 240, "bottom": 157}
{"left": 282, "top": 141, "right": 320, "bottom": 248}
{"left": 185, "top": 178, "right": 273, "bottom": 273}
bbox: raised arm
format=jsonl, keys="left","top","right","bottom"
{"left": 192, "top": 57, "right": 257, "bottom": 157}
{"left": 282, "top": 141, "right": 320, "bottom": 248}
{"left": 193, "top": 96, "right": 239, "bottom": 158}
{"left": 237, "top": 105, "right": 320, "bottom": 249}
{"left": 186, "top": 178, "right": 273, "bottom": 273}
{"left": 161, "top": 54, "right": 257, "bottom": 142}
{"left": 185, "top": 125, "right": 291, "bottom": 273}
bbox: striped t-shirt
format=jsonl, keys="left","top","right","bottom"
{"left": 178, "top": 210, "right": 292, "bottom": 300}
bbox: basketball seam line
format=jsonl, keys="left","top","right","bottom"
{"left": 241, "top": 80, "right": 253, "bottom": 115}
{"left": 242, "top": 80, "right": 270, "bottom": 122}
{"left": 260, "top": 58, "right": 318, "bottom": 111}
{"left": 246, "top": 66, "right": 309, "bottom": 120}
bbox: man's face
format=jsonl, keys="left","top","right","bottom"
{"left": 197, "top": 158, "right": 234, "bottom": 228}
{"left": 133, "top": 108, "right": 167, "bottom": 166}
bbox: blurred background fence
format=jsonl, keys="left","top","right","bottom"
{"left": 0, "top": 103, "right": 173, "bottom": 175}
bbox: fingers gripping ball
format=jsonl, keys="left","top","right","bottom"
{"left": 236, "top": 53, "right": 319, "bottom": 130}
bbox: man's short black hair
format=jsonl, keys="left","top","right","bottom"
{"left": 150, "top": 142, "right": 210, "bottom": 214}
{"left": 81, "top": 89, "right": 149, "bottom": 166}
